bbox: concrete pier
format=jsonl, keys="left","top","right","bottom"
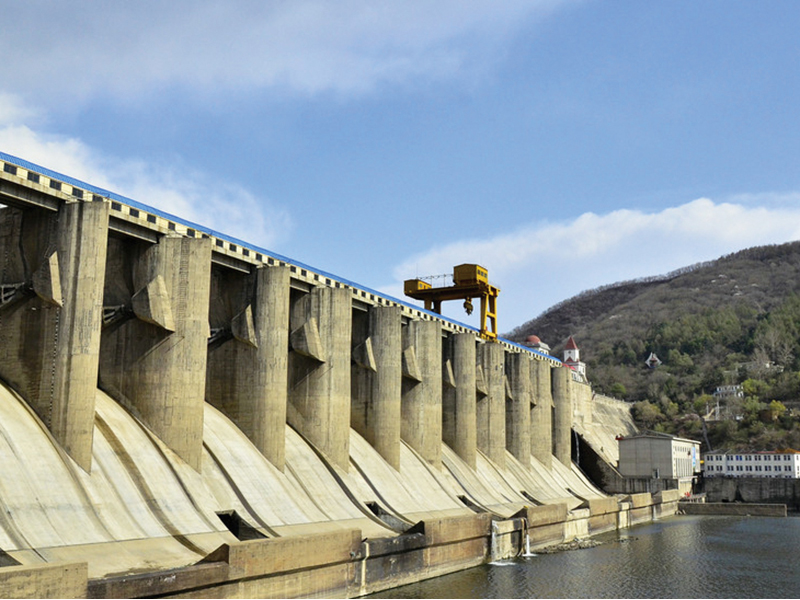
{"left": 351, "top": 305, "right": 402, "bottom": 469}
{"left": 531, "top": 358, "right": 553, "bottom": 467}
{"left": 552, "top": 365, "right": 573, "bottom": 467}
{"left": 288, "top": 286, "right": 352, "bottom": 471}
{"left": 505, "top": 352, "right": 532, "bottom": 467}
{"left": 207, "top": 265, "right": 291, "bottom": 470}
{"left": 477, "top": 342, "right": 506, "bottom": 468}
{"left": 99, "top": 235, "right": 212, "bottom": 471}
{"left": 442, "top": 333, "right": 477, "bottom": 468}
{"left": 401, "top": 319, "right": 442, "bottom": 467}
{"left": 0, "top": 201, "right": 109, "bottom": 471}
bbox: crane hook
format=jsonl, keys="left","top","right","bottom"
{"left": 463, "top": 298, "right": 474, "bottom": 315}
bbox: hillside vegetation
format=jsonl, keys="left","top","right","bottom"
{"left": 507, "top": 241, "right": 800, "bottom": 451}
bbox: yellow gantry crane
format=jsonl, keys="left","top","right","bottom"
{"left": 404, "top": 264, "right": 499, "bottom": 340}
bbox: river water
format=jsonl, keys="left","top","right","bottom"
{"left": 368, "top": 516, "right": 800, "bottom": 598}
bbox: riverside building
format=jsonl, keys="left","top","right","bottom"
{"left": 703, "top": 450, "right": 800, "bottom": 479}
{"left": 617, "top": 432, "right": 701, "bottom": 495}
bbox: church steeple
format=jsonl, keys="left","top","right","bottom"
{"left": 563, "top": 335, "right": 586, "bottom": 379}
{"left": 564, "top": 335, "right": 580, "bottom": 363}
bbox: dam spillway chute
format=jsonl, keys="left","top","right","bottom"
{"left": 0, "top": 382, "right": 237, "bottom": 577}
{"left": 202, "top": 404, "right": 397, "bottom": 539}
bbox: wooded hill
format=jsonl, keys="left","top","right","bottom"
{"left": 507, "top": 241, "right": 800, "bottom": 451}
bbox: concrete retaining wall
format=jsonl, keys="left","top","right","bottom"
{"left": 0, "top": 563, "right": 87, "bottom": 600}
{"left": 701, "top": 477, "right": 800, "bottom": 510}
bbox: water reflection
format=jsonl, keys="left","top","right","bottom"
{"left": 368, "top": 516, "right": 800, "bottom": 599}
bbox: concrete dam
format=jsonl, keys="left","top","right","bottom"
{"left": 0, "top": 151, "right": 677, "bottom": 598}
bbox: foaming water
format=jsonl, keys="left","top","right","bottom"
{"left": 368, "top": 516, "right": 800, "bottom": 598}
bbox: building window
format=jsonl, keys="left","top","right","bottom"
{"left": 756, "top": 466, "right": 762, "bottom": 471}
{"left": 765, "top": 455, "right": 771, "bottom": 461}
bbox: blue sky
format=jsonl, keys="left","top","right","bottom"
{"left": 2, "top": 1, "right": 800, "bottom": 335}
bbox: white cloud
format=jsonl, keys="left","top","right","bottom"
{"left": 0, "top": 93, "right": 40, "bottom": 127}
{"left": 387, "top": 198, "right": 800, "bottom": 332}
{"left": 0, "top": 1, "right": 571, "bottom": 103}
{"left": 0, "top": 97, "right": 290, "bottom": 248}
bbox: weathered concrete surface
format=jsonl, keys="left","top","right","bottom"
{"left": 505, "top": 352, "right": 532, "bottom": 467}
{"left": 88, "top": 563, "right": 228, "bottom": 599}
{"left": 490, "top": 517, "right": 525, "bottom": 560}
{"left": 551, "top": 366, "right": 572, "bottom": 467}
{"left": 477, "top": 342, "right": 506, "bottom": 468}
{"left": 652, "top": 489, "right": 682, "bottom": 519}
{"left": 347, "top": 430, "right": 472, "bottom": 523}
{"left": 203, "top": 406, "right": 397, "bottom": 540}
{"left": 573, "top": 394, "right": 638, "bottom": 467}
{"left": 530, "top": 358, "right": 553, "bottom": 467}
{"left": 288, "top": 286, "right": 352, "bottom": 471}
{"left": 701, "top": 476, "right": 800, "bottom": 509}
{"left": 205, "top": 529, "right": 362, "bottom": 579}
{"left": 401, "top": 320, "right": 443, "bottom": 467}
{"left": 0, "top": 562, "right": 87, "bottom": 599}
{"left": 522, "top": 503, "right": 569, "bottom": 527}
{"left": 0, "top": 202, "right": 109, "bottom": 471}
{"left": 100, "top": 235, "right": 212, "bottom": 471}
{"left": 442, "top": 333, "right": 477, "bottom": 469}
{"left": 624, "top": 492, "right": 653, "bottom": 524}
{"left": 351, "top": 305, "right": 402, "bottom": 470}
{"left": 624, "top": 492, "right": 653, "bottom": 509}
{"left": 206, "top": 265, "right": 291, "bottom": 471}
{"left": 0, "top": 384, "right": 235, "bottom": 578}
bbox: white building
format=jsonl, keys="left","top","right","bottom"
{"left": 703, "top": 450, "right": 800, "bottom": 479}
{"left": 712, "top": 385, "right": 743, "bottom": 399}
{"left": 618, "top": 432, "right": 701, "bottom": 481}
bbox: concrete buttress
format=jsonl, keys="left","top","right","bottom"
{"left": 99, "top": 234, "right": 212, "bottom": 471}
{"left": 530, "top": 358, "right": 553, "bottom": 468}
{"left": 0, "top": 201, "right": 109, "bottom": 471}
{"left": 505, "top": 352, "right": 532, "bottom": 467}
{"left": 477, "top": 342, "right": 506, "bottom": 468}
{"left": 288, "top": 286, "right": 352, "bottom": 471}
{"left": 207, "top": 265, "right": 290, "bottom": 470}
{"left": 442, "top": 333, "right": 477, "bottom": 469}
{"left": 552, "top": 365, "right": 572, "bottom": 467}
{"left": 351, "top": 305, "right": 402, "bottom": 469}
{"left": 401, "top": 319, "right": 442, "bottom": 467}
